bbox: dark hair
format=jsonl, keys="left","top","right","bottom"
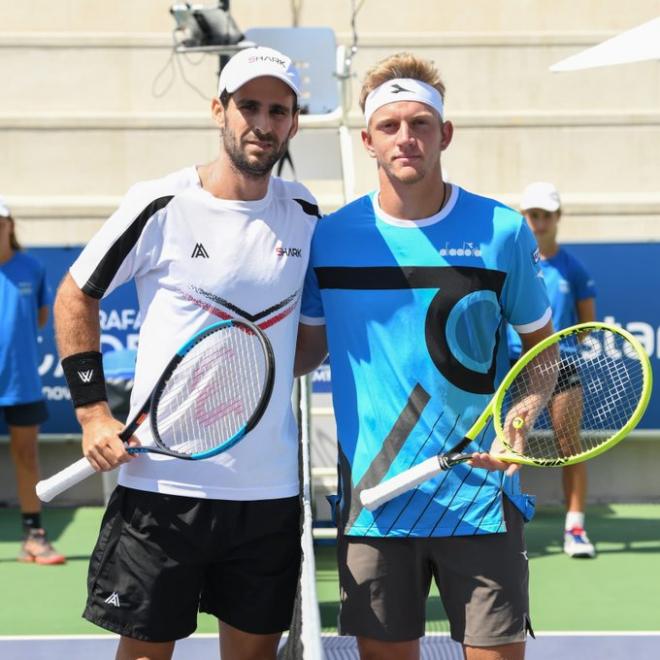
{"left": 219, "top": 89, "right": 232, "bottom": 108}
{"left": 219, "top": 87, "right": 299, "bottom": 114}
{"left": 2, "top": 215, "right": 22, "bottom": 251}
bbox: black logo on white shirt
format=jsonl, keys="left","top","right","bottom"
{"left": 191, "top": 243, "right": 209, "bottom": 258}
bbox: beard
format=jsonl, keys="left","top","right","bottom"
{"left": 223, "top": 125, "right": 290, "bottom": 179}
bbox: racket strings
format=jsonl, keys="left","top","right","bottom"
{"left": 500, "top": 328, "right": 645, "bottom": 463}
{"left": 154, "top": 327, "right": 267, "bottom": 454}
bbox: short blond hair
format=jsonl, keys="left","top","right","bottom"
{"left": 359, "top": 52, "right": 446, "bottom": 113}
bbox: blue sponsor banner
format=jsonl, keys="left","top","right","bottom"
{"left": 0, "top": 246, "right": 138, "bottom": 436}
{"left": 3, "top": 243, "right": 657, "bottom": 434}
{"left": 311, "top": 358, "right": 332, "bottom": 394}
{"left": 311, "top": 242, "right": 660, "bottom": 431}
{"left": 565, "top": 243, "right": 660, "bottom": 430}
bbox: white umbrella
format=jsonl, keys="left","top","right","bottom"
{"left": 550, "top": 16, "right": 660, "bottom": 72}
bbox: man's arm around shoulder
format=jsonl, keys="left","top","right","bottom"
{"left": 294, "top": 323, "right": 328, "bottom": 377}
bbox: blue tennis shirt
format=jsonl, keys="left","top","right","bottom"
{"left": 0, "top": 252, "right": 51, "bottom": 406}
{"left": 301, "top": 186, "right": 550, "bottom": 537}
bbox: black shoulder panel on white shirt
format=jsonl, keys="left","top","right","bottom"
{"left": 82, "top": 195, "right": 174, "bottom": 299}
{"left": 293, "top": 198, "right": 321, "bottom": 219}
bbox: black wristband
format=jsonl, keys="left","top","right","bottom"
{"left": 61, "top": 351, "right": 108, "bottom": 408}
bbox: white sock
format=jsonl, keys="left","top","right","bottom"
{"left": 565, "top": 511, "right": 585, "bottom": 531}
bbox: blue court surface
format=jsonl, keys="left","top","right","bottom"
{"left": 1, "top": 632, "right": 660, "bottom": 659}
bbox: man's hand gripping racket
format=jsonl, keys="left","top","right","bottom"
{"left": 36, "top": 319, "right": 275, "bottom": 502}
{"left": 360, "top": 322, "right": 652, "bottom": 511}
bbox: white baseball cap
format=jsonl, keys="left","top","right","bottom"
{"left": 218, "top": 46, "right": 300, "bottom": 98}
{"left": 0, "top": 196, "right": 10, "bottom": 218}
{"left": 520, "top": 182, "right": 561, "bottom": 212}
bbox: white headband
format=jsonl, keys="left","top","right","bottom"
{"left": 364, "top": 78, "right": 444, "bottom": 125}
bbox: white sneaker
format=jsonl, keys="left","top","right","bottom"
{"left": 564, "top": 527, "right": 596, "bottom": 558}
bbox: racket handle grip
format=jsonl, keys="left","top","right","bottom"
{"left": 360, "top": 456, "right": 444, "bottom": 511}
{"left": 36, "top": 456, "right": 96, "bottom": 502}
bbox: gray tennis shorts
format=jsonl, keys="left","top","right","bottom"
{"left": 337, "top": 497, "right": 533, "bottom": 646}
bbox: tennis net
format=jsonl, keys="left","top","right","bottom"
{"left": 279, "top": 376, "right": 324, "bottom": 659}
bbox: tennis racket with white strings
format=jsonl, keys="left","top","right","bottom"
{"left": 37, "top": 318, "right": 275, "bottom": 502}
{"left": 361, "top": 322, "right": 652, "bottom": 511}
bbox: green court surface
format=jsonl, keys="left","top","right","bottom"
{"left": 1, "top": 504, "right": 659, "bottom": 636}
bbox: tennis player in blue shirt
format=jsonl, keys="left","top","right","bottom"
{"left": 0, "top": 197, "right": 65, "bottom": 565}
{"left": 509, "top": 181, "right": 597, "bottom": 558}
{"left": 296, "top": 53, "right": 553, "bottom": 660}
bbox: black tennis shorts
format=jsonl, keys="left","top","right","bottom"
{"left": 83, "top": 486, "right": 301, "bottom": 642}
{"left": 0, "top": 400, "right": 48, "bottom": 426}
{"left": 553, "top": 362, "right": 581, "bottom": 395}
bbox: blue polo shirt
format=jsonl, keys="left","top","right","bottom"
{"left": 0, "top": 252, "right": 51, "bottom": 405}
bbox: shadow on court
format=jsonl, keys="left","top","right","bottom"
{"left": 0, "top": 507, "right": 97, "bottom": 569}
{"left": 1, "top": 504, "right": 658, "bottom": 637}
{"left": 526, "top": 504, "right": 660, "bottom": 557}
{"left": 318, "top": 595, "right": 450, "bottom": 632}
{"left": 0, "top": 506, "right": 79, "bottom": 544}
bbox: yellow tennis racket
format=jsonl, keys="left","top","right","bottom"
{"left": 361, "top": 322, "right": 652, "bottom": 511}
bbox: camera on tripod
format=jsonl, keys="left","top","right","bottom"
{"left": 170, "top": 2, "right": 245, "bottom": 49}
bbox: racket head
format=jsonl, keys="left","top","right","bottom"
{"left": 493, "top": 322, "right": 652, "bottom": 466}
{"left": 148, "top": 319, "right": 275, "bottom": 459}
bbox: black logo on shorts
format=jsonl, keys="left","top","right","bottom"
{"left": 191, "top": 243, "right": 209, "bottom": 258}
{"left": 104, "top": 592, "right": 121, "bottom": 607}
{"left": 390, "top": 83, "right": 412, "bottom": 94}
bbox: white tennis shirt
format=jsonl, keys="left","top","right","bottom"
{"left": 70, "top": 166, "right": 319, "bottom": 499}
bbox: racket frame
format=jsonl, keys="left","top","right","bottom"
{"left": 124, "top": 318, "right": 275, "bottom": 460}
{"left": 490, "top": 321, "right": 652, "bottom": 467}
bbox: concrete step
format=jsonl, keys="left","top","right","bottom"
{"left": 4, "top": 0, "right": 657, "bottom": 33}
{"left": 351, "top": 43, "right": 660, "bottom": 114}
{"left": 0, "top": 39, "right": 218, "bottom": 113}
{"left": 0, "top": 123, "right": 350, "bottom": 195}
{"left": 2, "top": 120, "right": 658, "bottom": 197}
{"left": 3, "top": 35, "right": 660, "bottom": 114}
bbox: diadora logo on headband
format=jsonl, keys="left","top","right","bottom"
{"left": 364, "top": 78, "right": 445, "bottom": 125}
